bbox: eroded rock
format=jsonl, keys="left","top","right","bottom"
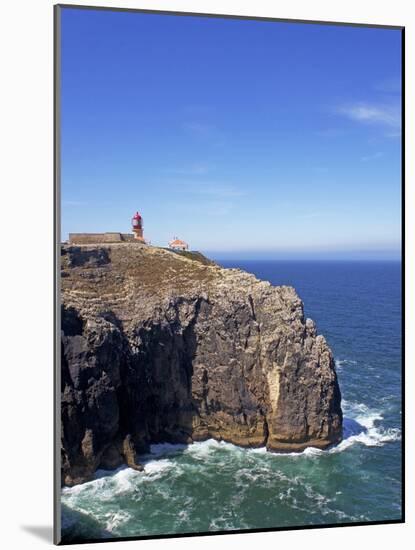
{"left": 61, "top": 244, "right": 342, "bottom": 485}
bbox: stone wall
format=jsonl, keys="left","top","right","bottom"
{"left": 68, "top": 233, "right": 136, "bottom": 244}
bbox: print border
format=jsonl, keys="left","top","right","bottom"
{"left": 53, "top": 4, "right": 405, "bottom": 545}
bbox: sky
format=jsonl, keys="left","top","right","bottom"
{"left": 60, "top": 8, "right": 402, "bottom": 260}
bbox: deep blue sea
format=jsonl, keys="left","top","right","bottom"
{"left": 61, "top": 260, "right": 402, "bottom": 541}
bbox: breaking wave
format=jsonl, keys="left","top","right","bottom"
{"left": 334, "top": 400, "right": 401, "bottom": 452}
{"left": 61, "top": 396, "right": 401, "bottom": 539}
{"left": 62, "top": 399, "right": 401, "bottom": 505}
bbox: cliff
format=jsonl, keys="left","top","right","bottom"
{"left": 60, "top": 244, "right": 342, "bottom": 486}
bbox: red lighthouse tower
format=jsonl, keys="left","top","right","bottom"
{"left": 132, "top": 211, "right": 145, "bottom": 242}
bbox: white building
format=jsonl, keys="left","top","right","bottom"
{"left": 168, "top": 237, "right": 189, "bottom": 251}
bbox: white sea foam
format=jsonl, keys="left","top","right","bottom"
{"left": 62, "top": 399, "right": 400, "bottom": 528}
{"left": 111, "top": 467, "right": 141, "bottom": 495}
{"left": 248, "top": 446, "right": 268, "bottom": 455}
{"left": 61, "top": 395, "right": 399, "bottom": 537}
{"left": 104, "top": 510, "right": 132, "bottom": 532}
{"left": 235, "top": 467, "right": 266, "bottom": 484}
{"left": 143, "top": 458, "right": 174, "bottom": 477}
{"left": 184, "top": 438, "right": 241, "bottom": 460}
{"left": 62, "top": 469, "right": 135, "bottom": 505}
{"left": 62, "top": 475, "right": 108, "bottom": 497}
{"left": 177, "top": 509, "right": 190, "bottom": 523}
{"left": 299, "top": 482, "right": 359, "bottom": 521}
{"left": 62, "top": 399, "right": 400, "bottom": 511}
{"left": 335, "top": 358, "right": 357, "bottom": 370}
{"left": 258, "top": 447, "right": 324, "bottom": 458}
{"left": 302, "top": 446, "right": 324, "bottom": 456}
{"left": 246, "top": 400, "right": 400, "bottom": 459}
{"left": 141, "top": 401, "right": 400, "bottom": 465}
{"left": 327, "top": 400, "right": 401, "bottom": 453}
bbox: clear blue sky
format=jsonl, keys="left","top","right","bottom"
{"left": 60, "top": 7, "right": 402, "bottom": 259}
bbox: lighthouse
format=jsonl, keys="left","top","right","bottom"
{"left": 132, "top": 211, "right": 145, "bottom": 243}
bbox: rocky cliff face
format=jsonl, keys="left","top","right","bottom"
{"left": 60, "top": 244, "right": 342, "bottom": 486}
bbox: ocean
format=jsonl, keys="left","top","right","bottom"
{"left": 61, "top": 260, "right": 402, "bottom": 541}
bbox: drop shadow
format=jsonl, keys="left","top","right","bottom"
{"left": 21, "top": 525, "right": 53, "bottom": 543}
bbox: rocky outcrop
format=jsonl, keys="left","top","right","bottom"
{"left": 60, "top": 244, "right": 342, "bottom": 486}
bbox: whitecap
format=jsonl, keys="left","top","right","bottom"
{"left": 248, "top": 445, "right": 325, "bottom": 459}
{"left": 62, "top": 475, "right": 108, "bottom": 498}
{"left": 332, "top": 425, "right": 401, "bottom": 453}
{"left": 328, "top": 401, "right": 401, "bottom": 453}
{"left": 248, "top": 446, "right": 268, "bottom": 455}
{"left": 111, "top": 467, "right": 141, "bottom": 495}
{"left": 104, "top": 510, "right": 132, "bottom": 532}
{"left": 143, "top": 458, "right": 174, "bottom": 477}
{"left": 302, "top": 446, "right": 324, "bottom": 456}
{"left": 184, "top": 438, "right": 241, "bottom": 460}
